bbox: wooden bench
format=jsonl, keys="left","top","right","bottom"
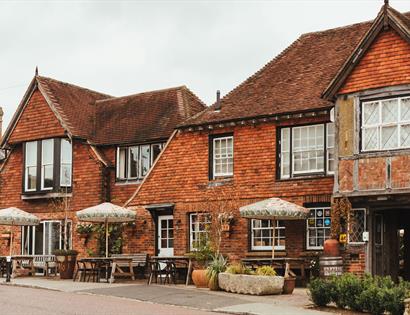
{"left": 32, "top": 255, "right": 58, "bottom": 276}
{"left": 110, "top": 253, "right": 148, "bottom": 281}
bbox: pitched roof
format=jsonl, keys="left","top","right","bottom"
{"left": 1, "top": 75, "right": 205, "bottom": 147}
{"left": 181, "top": 9, "right": 410, "bottom": 128}
{"left": 93, "top": 86, "right": 205, "bottom": 145}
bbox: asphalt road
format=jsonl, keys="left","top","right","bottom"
{"left": 0, "top": 285, "right": 225, "bottom": 315}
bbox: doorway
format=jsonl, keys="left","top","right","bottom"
{"left": 157, "top": 215, "right": 174, "bottom": 257}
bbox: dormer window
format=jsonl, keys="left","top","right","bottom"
{"left": 24, "top": 138, "right": 72, "bottom": 193}
{"left": 116, "top": 143, "right": 164, "bottom": 181}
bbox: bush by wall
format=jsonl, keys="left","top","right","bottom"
{"left": 308, "top": 273, "right": 410, "bottom": 315}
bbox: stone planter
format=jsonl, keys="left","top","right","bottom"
{"left": 218, "top": 272, "right": 284, "bottom": 295}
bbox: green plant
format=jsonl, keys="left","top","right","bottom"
{"left": 76, "top": 223, "right": 93, "bottom": 234}
{"left": 188, "top": 237, "right": 214, "bottom": 268}
{"left": 308, "top": 278, "right": 334, "bottom": 307}
{"left": 255, "top": 266, "right": 276, "bottom": 276}
{"left": 226, "top": 263, "right": 254, "bottom": 275}
{"left": 93, "top": 223, "right": 123, "bottom": 256}
{"left": 53, "top": 249, "right": 79, "bottom": 256}
{"left": 206, "top": 254, "right": 228, "bottom": 290}
{"left": 332, "top": 273, "right": 363, "bottom": 311}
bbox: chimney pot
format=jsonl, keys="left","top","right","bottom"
{"left": 215, "top": 90, "right": 221, "bottom": 111}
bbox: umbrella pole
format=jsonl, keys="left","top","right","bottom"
{"left": 105, "top": 220, "right": 109, "bottom": 258}
{"left": 9, "top": 225, "right": 13, "bottom": 257}
{"left": 271, "top": 219, "right": 275, "bottom": 259}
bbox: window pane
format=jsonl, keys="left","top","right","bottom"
{"left": 42, "top": 139, "right": 54, "bottom": 164}
{"left": 401, "top": 98, "right": 410, "bottom": 122}
{"left": 381, "top": 126, "right": 398, "bottom": 149}
{"left": 60, "top": 139, "right": 72, "bottom": 187}
{"left": 25, "top": 141, "right": 37, "bottom": 166}
{"left": 381, "top": 99, "right": 398, "bottom": 123}
{"left": 281, "top": 128, "right": 290, "bottom": 178}
{"left": 363, "top": 102, "right": 379, "bottom": 125}
{"left": 401, "top": 124, "right": 410, "bottom": 147}
{"left": 349, "top": 209, "right": 366, "bottom": 243}
{"left": 151, "top": 143, "right": 163, "bottom": 163}
{"left": 306, "top": 207, "right": 331, "bottom": 249}
{"left": 129, "top": 147, "right": 139, "bottom": 178}
{"left": 43, "top": 165, "right": 53, "bottom": 189}
{"left": 140, "top": 145, "right": 150, "bottom": 177}
{"left": 41, "top": 140, "right": 54, "bottom": 189}
{"left": 363, "top": 127, "right": 378, "bottom": 151}
{"left": 27, "top": 167, "right": 37, "bottom": 190}
{"left": 117, "top": 148, "right": 126, "bottom": 179}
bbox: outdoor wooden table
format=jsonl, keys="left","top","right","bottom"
{"left": 109, "top": 257, "right": 135, "bottom": 283}
{"left": 241, "top": 257, "right": 306, "bottom": 284}
{"left": 10, "top": 255, "right": 35, "bottom": 278}
{"left": 150, "top": 256, "right": 192, "bottom": 286}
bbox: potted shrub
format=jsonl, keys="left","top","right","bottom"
{"left": 53, "top": 249, "right": 78, "bottom": 279}
{"left": 188, "top": 239, "right": 213, "bottom": 288}
{"left": 206, "top": 254, "right": 227, "bottom": 291}
{"left": 218, "top": 264, "right": 284, "bottom": 295}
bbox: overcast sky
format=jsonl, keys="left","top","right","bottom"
{"left": 0, "top": 0, "right": 409, "bottom": 130}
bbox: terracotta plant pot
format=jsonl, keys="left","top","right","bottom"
{"left": 323, "top": 239, "right": 340, "bottom": 257}
{"left": 282, "top": 277, "right": 296, "bottom": 294}
{"left": 56, "top": 255, "right": 77, "bottom": 279}
{"left": 192, "top": 269, "right": 209, "bottom": 288}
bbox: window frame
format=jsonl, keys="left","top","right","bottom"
{"left": 250, "top": 219, "right": 285, "bottom": 251}
{"left": 209, "top": 133, "right": 234, "bottom": 180}
{"left": 278, "top": 123, "right": 334, "bottom": 179}
{"left": 60, "top": 139, "right": 72, "bottom": 187}
{"left": 23, "top": 138, "right": 72, "bottom": 194}
{"left": 41, "top": 139, "right": 54, "bottom": 191}
{"left": 115, "top": 142, "right": 165, "bottom": 181}
{"left": 306, "top": 207, "right": 332, "bottom": 250}
{"left": 348, "top": 208, "right": 367, "bottom": 245}
{"left": 361, "top": 95, "right": 410, "bottom": 152}
{"left": 189, "top": 213, "right": 211, "bottom": 251}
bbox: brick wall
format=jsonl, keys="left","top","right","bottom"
{"left": 126, "top": 118, "right": 334, "bottom": 263}
{"left": 9, "top": 90, "right": 66, "bottom": 144}
{"left": 339, "top": 29, "right": 410, "bottom": 94}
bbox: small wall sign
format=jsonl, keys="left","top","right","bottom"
{"left": 339, "top": 233, "right": 347, "bottom": 244}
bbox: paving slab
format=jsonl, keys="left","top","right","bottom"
{"left": 215, "top": 303, "right": 331, "bottom": 315}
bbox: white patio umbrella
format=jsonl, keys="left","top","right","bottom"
{"left": 0, "top": 207, "right": 40, "bottom": 256}
{"left": 240, "top": 198, "right": 309, "bottom": 259}
{"left": 76, "top": 202, "right": 136, "bottom": 257}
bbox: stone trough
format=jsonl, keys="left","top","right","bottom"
{"left": 218, "top": 272, "right": 284, "bottom": 295}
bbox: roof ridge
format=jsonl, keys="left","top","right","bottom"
{"left": 95, "top": 85, "right": 186, "bottom": 104}
{"left": 36, "top": 75, "right": 111, "bottom": 98}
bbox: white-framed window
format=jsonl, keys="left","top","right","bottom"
{"left": 41, "top": 139, "right": 54, "bottom": 190}
{"left": 306, "top": 207, "right": 331, "bottom": 250}
{"left": 251, "top": 219, "right": 285, "bottom": 251}
{"left": 60, "top": 139, "right": 72, "bottom": 187}
{"left": 348, "top": 208, "right": 366, "bottom": 244}
{"left": 362, "top": 96, "right": 410, "bottom": 151}
{"left": 189, "top": 213, "right": 211, "bottom": 250}
{"left": 212, "top": 136, "right": 233, "bottom": 178}
{"left": 116, "top": 143, "right": 164, "bottom": 180}
{"left": 21, "top": 220, "right": 72, "bottom": 255}
{"left": 25, "top": 141, "right": 37, "bottom": 192}
{"left": 280, "top": 123, "right": 334, "bottom": 179}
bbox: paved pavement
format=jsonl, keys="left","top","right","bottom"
{"left": 1, "top": 277, "right": 331, "bottom": 315}
{"left": 0, "top": 285, "right": 224, "bottom": 315}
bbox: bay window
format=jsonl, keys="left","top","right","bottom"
{"left": 24, "top": 138, "right": 72, "bottom": 193}
{"left": 362, "top": 96, "right": 410, "bottom": 151}
{"left": 116, "top": 143, "right": 164, "bottom": 181}
{"left": 280, "top": 123, "right": 334, "bottom": 179}
{"left": 251, "top": 219, "right": 285, "bottom": 251}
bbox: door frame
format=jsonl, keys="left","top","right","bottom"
{"left": 157, "top": 215, "right": 174, "bottom": 256}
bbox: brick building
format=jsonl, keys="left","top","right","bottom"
{"left": 125, "top": 2, "right": 410, "bottom": 280}
{"left": 0, "top": 75, "right": 205, "bottom": 256}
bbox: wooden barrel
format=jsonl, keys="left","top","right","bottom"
{"left": 319, "top": 256, "right": 343, "bottom": 278}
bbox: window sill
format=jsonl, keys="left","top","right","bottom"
{"left": 208, "top": 177, "right": 233, "bottom": 188}
{"left": 277, "top": 174, "right": 334, "bottom": 182}
{"left": 246, "top": 251, "right": 286, "bottom": 257}
{"left": 21, "top": 192, "right": 73, "bottom": 200}
{"left": 115, "top": 180, "right": 142, "bottom": 186}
